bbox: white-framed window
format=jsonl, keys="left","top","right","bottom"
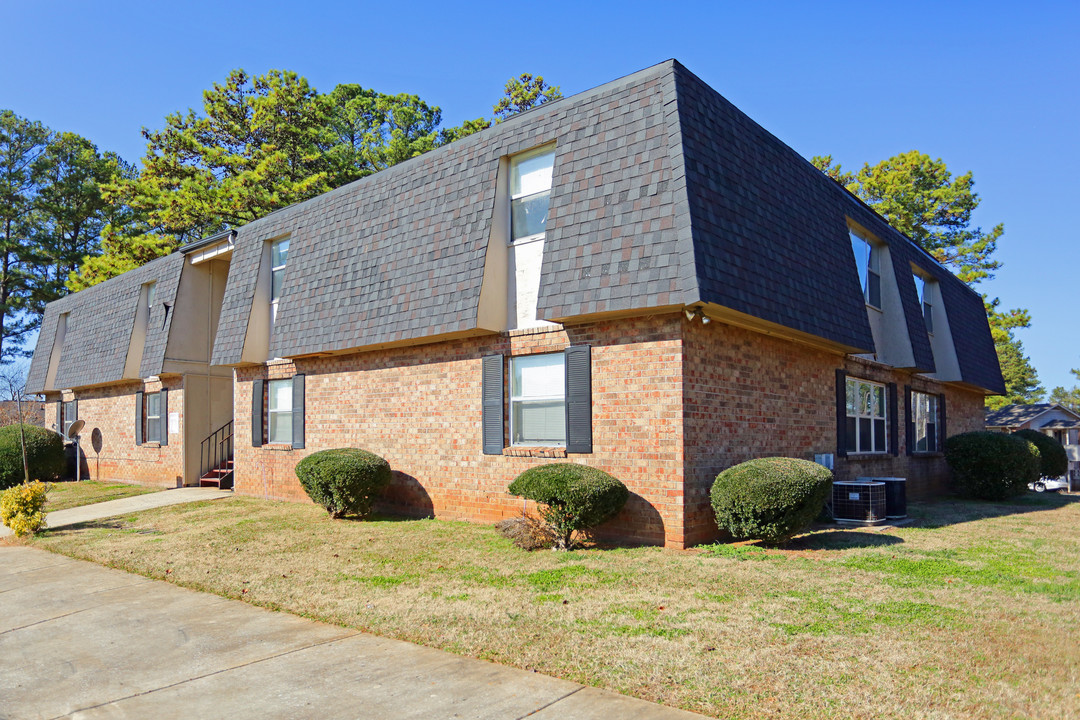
{"left": 61, "top": 399, "right": 77, "bottom": 437}
{"left": 913, "top": 273, "right": 934, "bottom": 333}
{"left": 911, "top": 391, "right": 939, "bottom": 453}
{"left": 146, "top": 392, "right": 162, "bottom": 444}
{"left": 846, "top": 377, "right": 887, "bottom": 454}
{"left": 268, "top": 378, "right": 293, "bottom": 444}
{"left": 509, "top": 146, "right": 555, "bottom": 243}
{"left": 270, "top": 237, "right": 289, "bottom": 324}
{"left": 145, "top": 281, "right": 156, "bottom": 315}
{"left": 510, "top": 353, "right": 566, "bottom": 446}
{"left": 850, "top": 230, "right": 881, "bottom": 308}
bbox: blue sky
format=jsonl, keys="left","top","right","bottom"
{"left": 3, "top": 1, "right": 1077, "bottom": 391}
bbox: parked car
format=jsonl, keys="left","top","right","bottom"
{"left": 1029, "top": 477, "right": 1069, "bottom": 493}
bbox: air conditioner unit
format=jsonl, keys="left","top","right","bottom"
{"left": 856, "top": 476, "right": 907, "bottom": 519}
{"left": 832, "top": 481, "right": 887, "bottom": 525}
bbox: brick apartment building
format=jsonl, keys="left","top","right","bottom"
{"left": 26, "top": 60, "right": 1004, "bottom": 547}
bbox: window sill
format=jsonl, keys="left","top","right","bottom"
{"left": 141, "top": 442, "right": 160, "bottom": 449}
{"left": 910, "top": 451, "right": 944, "bottom": 458}
{"left": 263, "top": 443, "right": 294, "bottom": 452}
{"left": 503, "top": 446, "right": 567, "bottom": 458}
{"left": 844, "top": 452, "right": 890, "bottom": 460}
{"left": 508, "top": 234, "right": 546, "bottom": 248}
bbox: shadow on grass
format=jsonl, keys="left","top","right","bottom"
{"left": 789, "top": 530, "right": 905, "bottom": 551}
{"left": 907, "top": 492, "right": 1080, "bottom": 529}
{"left": 40, "top": 517, "right": 142, "bottom": 537}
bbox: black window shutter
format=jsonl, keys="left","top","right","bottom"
{"left": 481, "top": 355, "right": 503, "bottom": 455}
{"left": 159, "top": 389, "right": 169, "bottom": 446}
{"left": 292, "top": 375, "right": 305, "bottom": 449}
{"left": 938, "top": 393, "right": 947, "bottom": 451}
{"left": 252, "top": 378, "right": 264, "bottom": 447}
{"left": 56, "top": 402, "right": 62, "bottom": 434}
{"left": 135, "top": 391, "right": 144, "bottom": 446}
{"left": 904, "top": 385, "right": 914, "bottom": 455}
{"left": 565, "top": 345, "right": 593, "bottom": 454}
{"left": 887, "top": 383, "right": 898, "bottom": 456}
{"left": 72, "top": 399, "right": 78, "bottom": 423}
{"left": 835, "top": 369, "right": 848, "bottom": 458}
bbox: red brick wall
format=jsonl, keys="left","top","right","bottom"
{"left": 681, "top": 320, "right": 987, "bottom": 544}
{"left": 233, "top": 313, "right": 989, "bottom": 548}
{"left": 233, "top": 315, "right": 687, "bottom": 546}
{"left": 681, "top": 320, "right": 839, "bottom": 545}
{"left": 44, "top": 377, "right": 186, "bottom": 487}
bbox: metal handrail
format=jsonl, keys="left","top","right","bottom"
{"left": 199, "top": 420, "right": 234, "bottom": 480}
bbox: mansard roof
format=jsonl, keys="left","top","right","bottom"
{"left": 25, "top": 253, "right": 185, "bottom": 393}
{"left": 29, "top": 60, "right": 1005, "bottom": 395}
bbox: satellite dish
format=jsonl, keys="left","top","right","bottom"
{"left": 66, "top": 419, "right": 85, "bottom": 439}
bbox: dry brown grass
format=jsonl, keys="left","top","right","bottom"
{"left": 44, "top": 480, "right": 160, "bottom": 512}
{"left": 27, "top": 492, "right": 1080, "bottom": 719}
{"left": 495, "top": 514, "right": 556, "bottom": 550}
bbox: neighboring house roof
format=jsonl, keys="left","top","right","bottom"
{"left": 985, "top": 403, "right": 1080, "bottom": 428}
{"left": 1040, "top": 419, "right": 1080, "bottom": 429}
{"left": 25, "top": 253, "right": 185, "bottom": 393}
{"left": 28, "top": 60, "right": 1005, "bottom": 396}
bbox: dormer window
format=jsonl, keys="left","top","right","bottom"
{"left": 509, "top": 146, "right": 555, "bottom": 243}
{"left": 849, "top": 230, "right": 881, "bottom": 309}
{"left": 145, "top": 282, "right": 156, "bottom": 315}
{"left": 913, "top": 273, "right": 934, "bottom": 334}
{"left": 270, "top": 237, "right": 289, "bottom": 325}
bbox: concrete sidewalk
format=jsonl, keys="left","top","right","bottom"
{"left": 0, "top": 486, "right": 232, "bottom": 538}
{"left": 0, "top": 546, "right": 707, "bottom": 719}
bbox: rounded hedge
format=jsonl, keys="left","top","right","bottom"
{"left": 944, "top": 431, "right": 1039, "bottom": 500}
{"left": 710, "top": 457, "right": 832, "bottom": 545}
{"left": 0, "top": 424, "right": 66, "bottom": 491}
{"left": 294, "top": 448, "right": 392, "bottom": 519}
{"left": 507, "top": 463, "right": 628, "bottom": 550}
{"left": 1013, "top": 429, "right": 1069, "bottom": 479}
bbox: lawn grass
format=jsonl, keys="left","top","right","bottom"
{"left": 44, "top": 480, "right": 161, "bottom": 512}
{"left": 26, "top": 492, "right": 1080, "bottom": 719}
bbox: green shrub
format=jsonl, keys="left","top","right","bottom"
{"left": 1, "top": 480, "right": 50, "bottom": 537}
{"left": 0, "top": 424, "right": 66, "bottom": 491}
{"left": 1013, "top": 429, "right": 1069, "bottom": 479}
{"left": 710, "top": 457, "right": 832, "bottom": 545}
{"left": 944, "top": 431, "right": 1039, "bottom": 500}
{"left": 294, "top": 448, "right": 392, "bottom": 519}
{"left": 507, "top": 463, "right": 628, "bottom": 550}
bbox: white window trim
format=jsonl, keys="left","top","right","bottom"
{"left": 846, "top": 377, "right": 888, "bottom": 455}
{"left": 61, "top": 400, "right": 76, "bottom": 437}
{"left": 914, "top": 273, "right": 935, "bottom": 335}
{"left": 510, "top": 353, "right": 566, "bottom": 447}
{"left": 911, "top": 390, "right": 939, "bottom": 453}
{"left": 270, "top": 238, "right": 289, "bottom": 324}
{"left": 146, "top": 392, "right": 161, "bottom": 444}
{"left": 508, "top": 145, "right": 555, "bottom": 246}
{"left": 850, "top": 229, "right": 882, "bottom": 310}
{"left": 267, "top": 378, "right": 293, "bottom": 445}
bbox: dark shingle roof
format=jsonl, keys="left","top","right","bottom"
{"left": 212, "top": 63, "right": 691, "bottom": 365}
{"left": 986, "top": 403, "right": 1078, "bottom": 427}
{"left": 25, "top": 253, "right": 185, "bottom": 393}
{"left": 32, "top": 60, "right": 1003, "bottom": 395}
{"left": 671, "top": 64, "right": 875, "bottom": 351}
{"left": 937, "top": 277, "right": 1006, "bottom": 393}
{"left": 1040, "top": 418, "right": 1080, "bottom": 429}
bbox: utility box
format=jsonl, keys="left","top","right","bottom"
{"left": 832, "top": 481, "right": 887, "bottom": 525}
{"left": 857, "top": 477, "right": 907, "bottom": 519}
